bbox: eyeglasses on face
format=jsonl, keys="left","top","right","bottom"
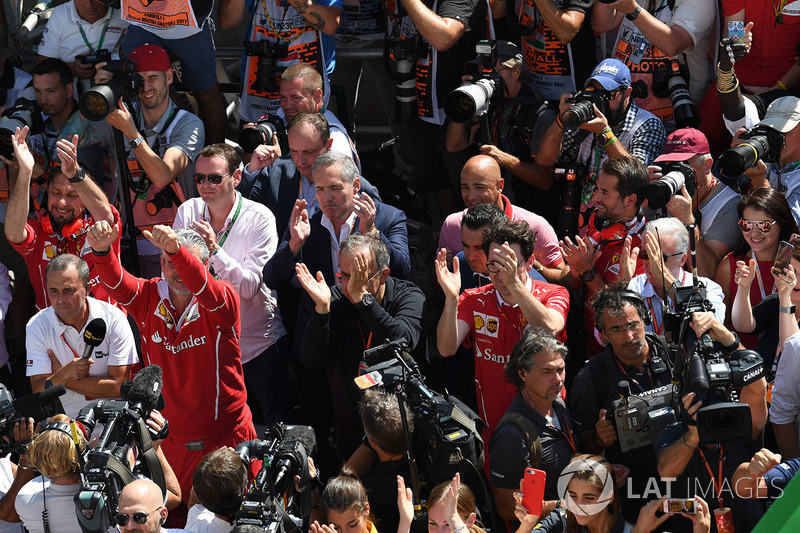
{"left": 605, "top": 321, "right": 642, "bottom": 336}
{"left": 116, "top": 507, "right": 162, "bottom": 527}
{"left": 639, "top": 250, "right": 684, "bottom": 263}
{"left": 738, "top": 219, "right": 778, "bottom": 233}
{"left": 193, "top": 172, "right": 230, "bottom": 185}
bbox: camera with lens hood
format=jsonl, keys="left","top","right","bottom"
{"left": 444, "top": 40, "right": 502, "bottom": 126}
{"left": 718, "top": 125, "right": 785, "bottom": 178}
{"left": 646, "top": 160, "right": 696, "bottom": 210}
{"left": 558, "top": 88, "right": 611, "bottom": 130}
{"left": 0, "top": 98, "right": 44, "bottom": 158}
{"left": 0, "top": 383, "right": 66, "bottom": 456}
{"left": 245, "top": 40, "right": 290, "bottom": 95}
{"left": 240, "top": 114, "right": 287, "bottom": 154}
{"left": 79, "top": 60, "right": 143, "bottom": 121}
{"left": 551, "top": 158, "right": 587, "bottom": 240}
{"left": 652, "top": 60, "right": 700, "bottom": 129}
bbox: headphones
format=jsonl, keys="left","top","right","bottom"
{"left": 40, "top": 420, "right": 89, "bottom": 440}
{"left": 616, "top": 289, "right": 652, "bottom": 327}
{"left": 588, "top": 209, "right": 646, "bottom": 246}
{"left": 37, "top": 210, "right": 91, "bottom": 239}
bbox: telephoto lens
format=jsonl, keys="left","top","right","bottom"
{"left": 240, "top": 121, "right": 278, "bottom": 154}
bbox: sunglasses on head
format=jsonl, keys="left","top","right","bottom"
{"left": 193, "top": 172, "right": 230, "bottom": 185}
{"left": 738, "top": 219, "right": 778, "bottom": 233}
{"left": 116, "top": 507, "right": 162, "bottom": 527}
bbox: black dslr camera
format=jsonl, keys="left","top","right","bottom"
{"left": 76, "top": 49, "right": 112, "bottom": 67}
{"left": 559, "top": 87, "right": 612, "bottom": 130}
{"left": 244, "top": 40, "right": 290, "bottom": 95}
{"left": 646, "top": 160, "right": 696, "bottom": 210}
{"left": 551, "top": 159, "right": 587, "bottom": 240}
{"left": 0, "top": 98, "right": 44, "bottom": 158}
{"left": 652, "top": 60, "right": 700, "bottom": 128}
{"left": 718, "top": 125, "right": 785, "bottom": 178}
{"left": 79, "top": 60, "right": 143, "bottom": 121}
{"left": 240, "top": 114, "right": 287, "bottom": 154}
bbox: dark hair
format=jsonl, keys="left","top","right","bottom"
{"left": 462, "top": 203, "right": 508, "bottom": 231}
{"left": 198, "top": 143, "right": 241, "bottom": 174}
{"left": 482, "top": 220, "right": 536, "bottom": 261}
{"left": 591, "top": 283, "right": 649, "bottom": 332}
{"left": 32, "top": 58, "right": 73, "bottom": 88}
{"left": 287, "top": 112, "right": 330, "bottom": 143}
{"left": 359, "top": 389, "right": 413, "bottom": 455}
{"left": 504, "top": 329, "right": 567, "bottom": 389}
{"left": 321, "top": 469, "right": 370, "bottom": 518}
{"left": 562, "top": 455, "right": 620, "bottom": 533}
{"left": 601, "top": 156, "right": 649, "bottom": 207}
{"left": 192, "top": 448, "right": 247, "bottom": 520}
{"left": 734, "top": 187, "right": 799, "bottom": 256}
{"left": 46, "top": 253, "right": 90, "bottom": 287}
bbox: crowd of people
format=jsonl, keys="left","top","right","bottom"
{"left": 3, "top": 0, "right": 800, "bottom": 531}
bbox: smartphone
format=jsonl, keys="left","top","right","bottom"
{"left": 522, "top": 468, "right": 546, "bottom": 516}
{"left": 772, "top": 240, "right": 795, "bottom": 276}
{"left": 728, "top": 20, "right": 745, "bottom": 44}
{"left": 662, "top": 498, "right": 697, "bottom": 514}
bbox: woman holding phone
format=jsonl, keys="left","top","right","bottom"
{"left": 714, "top": 188, "right": 798, "bottom": 348}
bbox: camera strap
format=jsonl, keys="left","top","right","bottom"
{"left": 261, "top": 0, "right": 309, "bottom": 43}
{"left": 77, "top": 20, "right": 110, "bottom": 54}
{"left": 128, "top": 107, "right": 179, "bottom": 195}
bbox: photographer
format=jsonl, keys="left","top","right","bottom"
{"left": 591, "top": 0, "right": 715, "bottom": 124}
{"left": 649, "top": 129, "right": 742, "bottom": 278}
{"left": 537, "top": 59, "right": 665, "bottom": 221}
{"left": 93, "top": 44, "right": 204, "bottom": 278}
{"left": 0, "top": 418, "right": 38, "bottom": 525}
{"left": 444, "top": 42, "right": 557, "bottom": 216}
{"left": 35, "top": 0, "right": 127, "bottom": 93}
{"left": 187, "top": 448, "right": 248, "bottom": 532}
{"left": 219, "top": 0, "right": 342, "bottom": 124}
{"left": 655, "top": 323, "right": 768, "bottom": 532}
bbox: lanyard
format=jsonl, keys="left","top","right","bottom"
{"left": 698, "top": 445, "right": 725, "bottom": 509}
{"left": 60, "top": 333, "right": 80, "bottom": 359}
{"left": 613, "top": 356, "right": 653, "bottom": 393}
{"left": 697, "top": 177, "right": 717, "bottom": 207}
{"left": 77, "top": 19, "right": 110, "bottom": 54}
{"left": 549, "top": 415, "right": 577, "bottom": 453}
{"left": 646, "top": 296, "right": 665, "bottom": 334}
{"left": 43, "top": 120, "right": 69, "bottom": 171}
{"left": 214, "top": 193, "right": 243, "bottom": 249}
{"left": 261, "top": 0, "right": 309, "bottom": 43}
{"left": 751, "top": 255, "right": 774, "bottom": 300}
{"left": 774, "top": 0, "right": 789, "bottom": 25}
{"left": 356, "top": 320, "right": 373, "bottom": 350}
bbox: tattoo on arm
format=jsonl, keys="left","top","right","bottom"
{"left": 290, "top": 0, "right": 327, "bottom": 30}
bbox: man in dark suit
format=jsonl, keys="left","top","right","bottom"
{"left": 239, "top": 112, "right": 380, "bottom": 236}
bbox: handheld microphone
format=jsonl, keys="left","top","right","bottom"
{"left": 81, "top": 318, "right": 107, "bottom": 359}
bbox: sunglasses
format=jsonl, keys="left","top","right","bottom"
{"left": 116, "top": 507, "right": 162, "bottom": 527}
{"left": 193, "top": 172, "right": 230, "bottom": 185}
{"left": 738, "top": 219, "right": 778, "bottom": 233}
{"left": 640, "top": 250, "right": 684, "bottom": 263}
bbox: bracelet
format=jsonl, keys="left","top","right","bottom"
{"left": 92, "top": 247, "right": 112, "bottom": 257}
{"left": 718, "top": 80, "right": 740, "bottom": 94}
{"left": 556, "top": 114, "right": 565, "bottom": 129}
{"left": 599, "top": 126, "right": 612, "bottom": 135}
{"left": 721, "top": 331, "right": 741, "bottom": 352}
{"left": 682, "top": 433, "right": 697, "bottom": 449}
{"left": 777, "top": 80, "right": 788, "bottom": 91}
{"left": 603, "top": 136, "right": 618, "bottom": 148}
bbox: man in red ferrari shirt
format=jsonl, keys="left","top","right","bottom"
{"left": 85, "top": 220, "right": 257, "bottom": 505}
{"left": 436, "top": 219, "right": 570, "bottom": 444}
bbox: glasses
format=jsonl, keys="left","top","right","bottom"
{"left": 336, "top": 269, "right": 382, "bottom": 286}
{"left": 605, "top": 321, "right": 642, "bottom": 336}
{"left": 640, "top": 250, "right": 684, "bottom": 263}
{"left": 738, "top": 219, "right": 778, "bottom": 233}
{"left": 193, "top": 172, "right": 230, "bottom": 185}
{"left": 116, "top": 507, "right": 162, "bottom": 527}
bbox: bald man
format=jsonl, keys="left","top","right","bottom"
{"left": 118, "top": 479, "right": 188, "bottom": 533}
{"left": 437, "top": 155, "right": 566, "bottom": 283}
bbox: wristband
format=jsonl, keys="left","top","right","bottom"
{"left": 780, "top": 304, "right": 796, "bottom": 314}
{"left": 92, "top": 247, "right": 112, "bottom": 257}
{"left": 777, "top": 80, "right": 788, "bottom": 90}
{"left": 556, "top": 114, "right": 565, "bottom": 129}
{"left": 599, "top": 126, "right": 612, "bottom": 135}
{"left": 603, "top": 135, "right": 618, "bottom": 148}
{"left": 625, "top": 5, "right": 643, "bottom": 20}
{"left": 721, "top": 331, "right": 741, "bottom": 352}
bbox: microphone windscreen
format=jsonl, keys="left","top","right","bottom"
{"left": 283, "top": 424, "right": 317, "bottom": 456}
{"left": 83, "top": 318, "right": 107, "bottom": 347}
{"left": 13, "top": 385, "right": 66, "bottom": 421}
{"left": 127, "top": 365, "right": 164, "bottom": 413}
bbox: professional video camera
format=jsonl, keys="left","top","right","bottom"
{"left": 245, "top": 40, "right": 290, "bottom": 95}
{"left": 646, "top": 160, "right": 696, "bottom": 210}
{"left": 662, "top": 242, "right": 764, "bottom": 444}
{"left": 0, "top": 98, "right": 44, "bottom": 158}
{"left": 612, "top": 381, "right": 676, "bottom": 452}
{"left": 75, "top": 49, "right": 112, "bottom": 67}
{"left": 444, "top": 40, "right": 502, "bottom": 134}
{"left": 718, "top": 125, "right": 785, "bottom": 178}
{"left": 240, "top": 114, "right": 287, "bottom": 154}
{"left": 74, "top": 365, "right": 168, "bottom": 533}
{"left": 0, "top": 384, "right": 66, "bottom": 456}
{"left": 652, "top": 60, "right": 700, "bottom": 129}
{"left": 79, "top": 60, "right": 143, "bottom": 121}
{"left": 234, "top": 424, "right": 317, "bottom": 532}
{"left": 559, "top": 87, "right": 611, "bottom": 130}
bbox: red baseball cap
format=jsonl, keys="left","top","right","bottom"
{"left": 654, "top": 128, "right": 711, "bottom": 163}
{"left": 129, "top": 44, "right": 171, "bottom": 73}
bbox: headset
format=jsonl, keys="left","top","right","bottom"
{"left": 38, "top": 210, "right": 91, "bottom": 239}
{"left": 615, "top": 289, "right": 652, "bottom": 327}
{"left": 587, "top": 209, "right": 646, "bottom": 246}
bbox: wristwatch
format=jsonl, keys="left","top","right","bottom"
{"left": 780, "top": 304, "right": 796, "bottom": 314}
{"left": 625, "top": 5, "right": 643, "bottom": 20}
{"left": 44, "top": 379, "right": 54, "bottom": 390}
{"left": 356, "top": 293, "right": 375, "bottom": 309}
{"left": 581, "top": 268, "right": 598, "bottom": 283}
{"left": 68, "top": 167, "right": 87, "bottom": 184}
{"left": 721, "top": 331, "right": 741, "bottom": 352}
{"left": 129, "top": 135, "right": 145, "bottom": 149}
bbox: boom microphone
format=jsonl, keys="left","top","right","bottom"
{"left": 81, "top": 318, "right": 107, "bottom": 359}
{"left": 123, "top": 365, "right": 165, "bottom": 412}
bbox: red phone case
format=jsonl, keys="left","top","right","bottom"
{"left": 522, "top": 468, "right": 546, "bottom": 516}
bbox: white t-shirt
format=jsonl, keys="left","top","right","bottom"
{"left": 15, "top": 478, "right": 80, "bottom": 533}
{"left": 0, "top": 457, "right": 21, "bottom": 533}
{"left": 25, "top": 297, "right": 138, "bottom": 418}
{"left": 186, "top": 504, "right": 232, "bottom": 533}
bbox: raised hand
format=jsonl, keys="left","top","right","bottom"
{"left": 488, "top": 241, "right": 525, "bottom": 294}
{"left": 559, "top": 235, "right": 598, "bottom": 277}
{"left": 631, "top": 497, "right": 670, "bottom": 533}
{"left": 397, "top": 476, "right": 414, "bottom": 533}
{"left": 191, "top": 220, "right": 219, "bottom": 252}
{"left": 86, "top": 220, "right": 119, "bottom": 253}
{"left": 55, "top": 134, "right": 81, "bottom": 180}
{"left": 443, "top": 473, "right": 463, "bottom": 527}
{"left": 687, "top": 495, "right": 711, "bottom": 533}
{"left": 249, "top": 133, "right": 281, "bottom": 171}
{"left": 105, "top": 97, "right": 138, "bottom": 140}
{"left": 289, "top": 199, "right": 311, "bottom": 255}
{"left": 354, "top": 192, "right": 377, "bottom": 235}
{"left": 512, "top": 479, "right": 541, "bottom": 533}
{"left": 595, "top": 408, "right": 617, "bottom": 448}
{"left": 309, "top": 521, "right": 337, "bottom": 533}
{"left": 143, "top": 225, "right": 180, "bottom": 255}
{"left": 346, "top": 251, "right": 371, "bottom": 304}
{"left": 774, "top": 264, "right": 798, "bottom": 298}
{"left": 619, "top": 235, "right": 640, "bottom": 283}
{"left": 295, "top": 263, "right": 331, "bottom": 314}
{"left": 435, "top": 248, "right": 461, "bottom": 300}
{"left": 734, "top": 259, "right": 757, "bottom": 290}
{"left": 0, "top": 126, "right": 33, "bottom": 176}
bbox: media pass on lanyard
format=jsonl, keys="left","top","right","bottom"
{"left": 630, "top": 40, "right": 648, "bottom": 65}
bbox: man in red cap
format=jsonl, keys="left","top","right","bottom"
{"left": 95, "top": 43, "right": 205, "bottom": 278}
{"left": 651, "top": 127, "right": 742, "bottom": 277}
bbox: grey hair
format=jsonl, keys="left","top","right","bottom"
{"left": 504, "top": 329, "right": 567, "bottom": 389}
{"left": 173, "top": 228, "right": 210, "bottom": 263}
{"left": 46, "top": 253, "right": 90, "bottom": 287}
{"left": 644, "top": 217, "right": 689, "bottom": 254}
{"left": 312, "top": 152, "right": 359, "bottom": 185}
{"left": 340, "top": 234, "right": 389, "bottom": 271}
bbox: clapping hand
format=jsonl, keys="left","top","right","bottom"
{"left": 295, "top": 263, "right": 331, "bottom": 314}
{"left": 734, "top": 259, "right": 757, "bottom": 290}
{"left": 86, "top": 220, "right": 119, "bottom": 254}
{"left": 435, "top": 248, "right": 461, "bottom": 300}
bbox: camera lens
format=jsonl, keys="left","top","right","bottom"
{"left": 240, "top": 122, "right": 278, "bottom": 153}
{"left": 79, "top": 82, "right": 122, "bottom": 121}
{"left": 560, "top": 100, "right": 594, "bottom": 130}
{"left": 667, "top": 77, "right": 700, "bottom": 128}
{"left": 646, "top": 170, "right": 685, "bottom": 210}
{"left": 443, "top": 79, "right": 495, "bottom": 123}
{"left": 718, "top": 137, "right": 768, "bottom": 177}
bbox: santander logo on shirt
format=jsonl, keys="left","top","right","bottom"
{"left": 149, "top": 330, "right": 208, "bottom": 355}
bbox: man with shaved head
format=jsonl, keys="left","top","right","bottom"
{"left": 117, "top": 479, "right": 177, "bottom": 532}
{"left": 437, "top": 155, "right": 566, "bottom": 282}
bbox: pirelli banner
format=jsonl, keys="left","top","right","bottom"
{"left": 123, "top": 0, "right": 200, "bottom": 34}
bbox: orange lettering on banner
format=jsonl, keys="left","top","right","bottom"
{"left": 124, "top": 0, "right": 195, "bottom": 28}
{"left": 613, "top": 37, "right": 674, "bottom": 122}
